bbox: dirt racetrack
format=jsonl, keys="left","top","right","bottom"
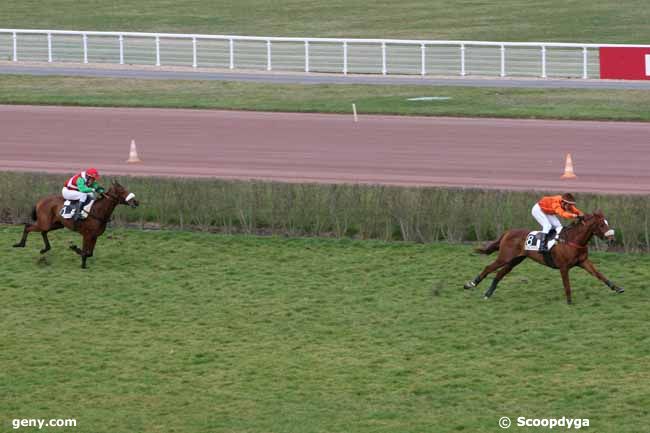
{"left": 1, "top": 105, "right": 648, "bottom": 194}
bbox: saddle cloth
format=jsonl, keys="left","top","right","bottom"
{"left": 60, "top": 200, "right": 95, "bottom": 220}
{"left": 524, "top": 227, "right": 563, "bottom": 252}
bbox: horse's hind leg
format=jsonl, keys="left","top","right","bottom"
{"left": 13, "top": 223, "right": 40, "bottom": 248}
{"left": 484, "top": 256, "right": 526, "bottom": 299}
{"left": 464, "top": 258, "right": 509, "bottom": 289}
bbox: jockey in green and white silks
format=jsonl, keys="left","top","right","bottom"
{"left": 62, "top": 168, "right": 105, "bottom": 220}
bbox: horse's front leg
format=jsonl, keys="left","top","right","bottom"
{"left": 560, "top": 266, "right": 573, "bottom": 304}
{"left": 70, "top": 236, "right": 92, "bottom": 268}
{"left": 579, "top": 259, "right": 624, "bottom": 293}
{"left": 85, "top": 236, "right": 98, "bottom": 258}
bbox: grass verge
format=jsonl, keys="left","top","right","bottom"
{"left": 1, "top": 0, "right": 649, "bottom": 43}
{"left": 2, "top": 75, "right": 650, "bottom": 121}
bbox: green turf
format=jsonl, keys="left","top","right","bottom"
{"left": 2, "top": 75, "right": 650, "bottom": 121}
{"left": 1, "top": 0, "right": 649, "bottom": 43}
{"left": 1, "top": 225, "right": 648, "bottom": 432}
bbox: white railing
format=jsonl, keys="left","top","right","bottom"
{"left": 2, "top": 28, "right": 648, "bottom": 79}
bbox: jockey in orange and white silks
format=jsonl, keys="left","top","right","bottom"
{"left": 532, "top": 193, "right": 584, "bottom": 252}
{"left": 62, "top": 168, "right": 105, "bottom": 219}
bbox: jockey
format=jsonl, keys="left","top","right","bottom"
{"left": 532, "top": 193, "right": 584, "bottom": 252}
{"left": 62, "top": 168, "right": 105, "bottom": 220}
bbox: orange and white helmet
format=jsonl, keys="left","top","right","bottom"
{"left": 561, "top": 193, "right": 576, "bottom": 204}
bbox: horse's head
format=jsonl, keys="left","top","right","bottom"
{"left": 106, "top": 180, "right": 139, "bottom": 209}
{"left": 582, "top": 210, "right": 615, "bottom": 243}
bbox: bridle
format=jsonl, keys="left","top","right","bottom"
{"left": 560, "top": 215, "right": 608, "bottom": 251}
{"left": 102, "top": 191, "right": 122, "bottom": 204}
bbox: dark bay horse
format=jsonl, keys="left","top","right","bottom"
{"left": 464, "top": 211, "right": 623, "bottom": 304}
{"left": 13, "top": 180, "right": 139, "bottom": 268}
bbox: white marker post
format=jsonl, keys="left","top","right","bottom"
{"left": 352, "top": 103, "right": 358, "bottom": 123}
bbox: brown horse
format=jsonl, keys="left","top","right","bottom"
{"left": 13, "top": 180, "right": 139, "bottom": 268}
{"left": 464, "top": 211, "right": 623, "bottom": 304}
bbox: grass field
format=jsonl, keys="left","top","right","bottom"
{"left": 3, "top": 75, "right": 650, "bottom": 121}
{"left": 1, "top": 0, "right": 649, "bottom": 43}
{"left": 1, "top": 225, "right": 649, "bottom": 432}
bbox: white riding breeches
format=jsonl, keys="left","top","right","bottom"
{"left": 532, "top": 203, "right": 562, "bottom": 234}
{"left": 62, "top": 187, "right": 89, "bottom": 202}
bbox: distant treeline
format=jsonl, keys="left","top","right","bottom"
{"left": 1, "top": 172, "right": 648, "bottom": 251}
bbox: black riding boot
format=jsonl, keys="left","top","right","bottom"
{"left": 538, "top": 232, "right": 548, "bottom": 252}
{"left": 72, "top": 200, "right": 83, "bottom": 221}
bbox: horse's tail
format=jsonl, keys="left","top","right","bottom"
{"left": 475, "top": 233, "right": 505, "bottom": 254}
{"left": 30, "top": 206, "right": 37, "bottom": 222}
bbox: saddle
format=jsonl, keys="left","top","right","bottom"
{"left": 524, "top": 227, "right": 562, "bottom": 252}
{"left": 60, "top": 199, "right": 95, "bottom": 220}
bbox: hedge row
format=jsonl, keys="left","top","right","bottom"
{"left": 1, "top": 172, "right": 649, "bottom": 251}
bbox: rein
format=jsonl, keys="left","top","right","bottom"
{"left": 85, "top": 192, "right": 120, "bottom": 224}
{"left": 102, "top": 192, "right": 121, "bottom": 204}
{"left": 558, "top": 218, "right": 596, "bottom": 251}
{"left": 563, "top": 240, "right": 589, "bottom": 251}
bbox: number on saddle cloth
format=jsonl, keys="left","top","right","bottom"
{"left": 524, "top": 227, "right": 562, "bottom": 252}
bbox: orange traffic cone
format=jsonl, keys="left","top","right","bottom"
{"left": 560, "top": 153, "right": 576, "bottom": 179}
{"left": 126, "top": 139, "right": 142, "bottom": 163}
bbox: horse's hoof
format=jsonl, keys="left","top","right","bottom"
{"left": 40, "top": 249, "right": 49, "bottom": 254}
{"left": 483, "top": 296, "right": 490, "bottom": 300}
{"left": 616, "top": 287, "right": 624, "bottom": 294}
{"left": 464, "top": 281, "right": 476, "bottom": 290}
{"left": 12, "top": 243, "right": 25, "bottom": 248}
{"left": 567, "top": 299, "right": 573, "bottom": 305}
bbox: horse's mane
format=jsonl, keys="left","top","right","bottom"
{"left": 559, "top": 212, "right": 601, "bottom": 240}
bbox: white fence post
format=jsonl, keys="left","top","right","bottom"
{"left": 582, "top": 46, "right": 588, "bottom": 79}
{"left": 541, "top": 45, "right": 547, "bottom": 78}
{"left": 421, "top": 43, "right": 426, "bottom": 76}
{"left": 119, "top": 34, "right": 124, "bottom": 65}
{"left": 381, "top": 42, "right": 387, "bottom": 75}
{"left": 267, "top": 39, "right": 272, "bottom": 71}
{"left": 304, "top": 40, "right": 309, "bottom": 73}
{"left": 192, "top": 37, "right": 197, "bottom": 68}
{"left": 460, "top": 43, "right": 466, "bottom": 76}
{"left": 500, "top": 44, "right": 505, "bottom": 77}
{"left": 12, "top": 31, "right": 17, "bottom": 62}
{"left": 229, "top": 38, "right": 234, "bottom": 69}
{"left": 83, "top": 33, "right": 88, "bottom": 64}
{"left": 47, "top": 33, "right": 52, "bottom": 63}
{"left": 343, "top": 40, "right": 348, "bottom": 75}
{"left": 155, "top": 35, "right": 160, "bottom": 66}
